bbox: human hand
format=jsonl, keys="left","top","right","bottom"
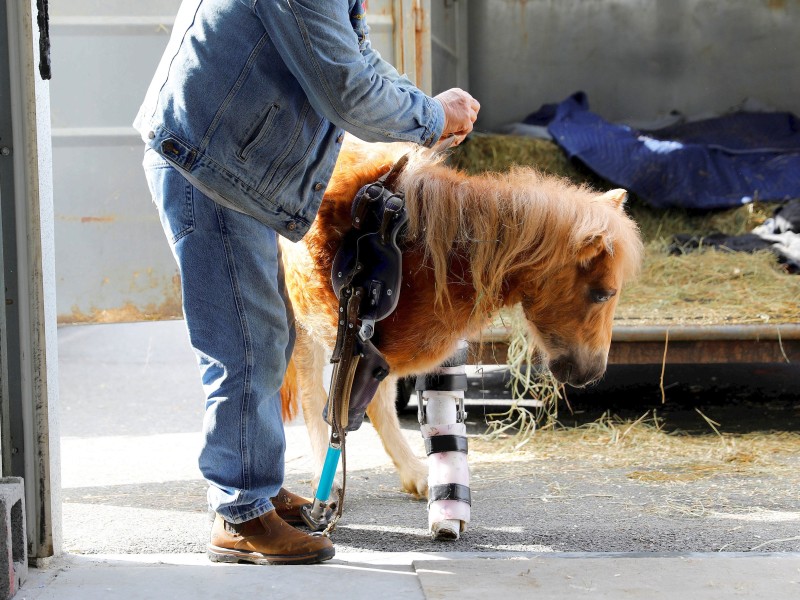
{"left": 434, "top": 88, "right": 480, "bottom": 146}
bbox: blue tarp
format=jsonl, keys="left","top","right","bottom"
{"left": 527, "top": 93, "right": 800, "bottom": 210}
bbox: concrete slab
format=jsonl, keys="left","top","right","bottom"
{"left": 413, "top": 554, "right": 800, "bottom": 599}
{"left": 18, "top": 552, "right": 800, "bottom": 599}
{"left": 52, "top": 319, "right": 800, "bottom": 600}
{"left": 18, "top": 553, "right": 426, "bottom": 600}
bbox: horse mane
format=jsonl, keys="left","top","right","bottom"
{"left": 394, "top": 150, "right": 643, "bottom": 316}
{"left": 326, "top": 137, "right": 642, "bottom": 318}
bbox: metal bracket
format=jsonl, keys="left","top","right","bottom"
{"left": 418, "top": 394, "right": 467, "bottom": 425}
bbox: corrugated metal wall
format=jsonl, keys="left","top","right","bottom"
{"left": 468, "top": 0, "right": 800, "bottom": 130}
{"left": 49, "top": 0, "right": 437, "bottom": 323}
{"left": 430, "top": 0, "right": 468, "bottom": 94}
{"left": 50, "top": 1, "right": 184, "bottom": 323}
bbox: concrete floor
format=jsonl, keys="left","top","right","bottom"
{"left": 16, "top": 320, "right": 800, "bottom": 598}
{"left": 18, "top": 552, "right": 800, "bottom": 599}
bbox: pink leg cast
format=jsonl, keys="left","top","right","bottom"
{"left": 417, "top": 341, "right": 471, "bottom": 540}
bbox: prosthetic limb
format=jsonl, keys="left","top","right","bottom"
{"left": 302, "top": 156, "right": 408, "bottom": 533}
{"left": 416, "top": 340, "right": 471, "bottom": 540}
{"left": 300, "top": 287, "right": 390, "bottom": 532}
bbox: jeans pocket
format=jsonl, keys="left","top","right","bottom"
{"left": 143, "top": 150, "right": 195, "bottom": 244}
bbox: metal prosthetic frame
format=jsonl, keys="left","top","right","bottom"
{"left": 301, "top": 158, "right": 409, "bottom": 533}
{"left": 416, "top": 340, "right": 471, "bottom": 539}
{"left": 300, "top": 293, "right": 390, "bottom": 531}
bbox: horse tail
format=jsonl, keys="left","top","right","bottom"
{"left": 280, "top": 357, "right": 300, "bottom": 423}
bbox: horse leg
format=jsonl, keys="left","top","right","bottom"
{"left": 292, "top": 328, "right": 335, "bottom": 493}
{"left": 365, "top": 376, "right": 428, "bottom": 498}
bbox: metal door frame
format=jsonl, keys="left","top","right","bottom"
{"left": 1, "top": 0, "right": 61, "bottom": 563}
{"left": 393, "top": 0, "right": 432, "bottom": 93}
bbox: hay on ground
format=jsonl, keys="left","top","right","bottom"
{"left": 473, "top": 411, "right": 800, "bottom": 488}
{"left": 447, "top": 133, "right": 595, "bottom": 183}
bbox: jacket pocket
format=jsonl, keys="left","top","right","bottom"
{"left": 237, "top": 103, "right": 280, "bottom": 162}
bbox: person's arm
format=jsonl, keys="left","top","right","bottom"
{"left": 253, "top": 0, "right": 443, "bottom": 146}
{"left": 357, "top": 24, "right": 416, "bottom": 87}
{"left": 362, "top": 40, "right": 416, "bottom": 88}
{"left": 355, "top": 10, "right": 480, "bottom": 146}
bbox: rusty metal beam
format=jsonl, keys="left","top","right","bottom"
{"left": 469, "top": 325, "right": 800, "bottom": 366}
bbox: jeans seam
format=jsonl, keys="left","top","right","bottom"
{"left": 215, "top": 204, "right": 255, "bottom": 494}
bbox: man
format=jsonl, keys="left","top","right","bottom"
{"left": 134, "top": 0, "right": 479, "bottom": 565}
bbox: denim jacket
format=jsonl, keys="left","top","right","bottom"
{"left": 134, "top": 0, "right": 445, "bottom": 241}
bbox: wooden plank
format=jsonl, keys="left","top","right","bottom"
{"left": 468, "top": 326, "right": 800, "bottom": 366}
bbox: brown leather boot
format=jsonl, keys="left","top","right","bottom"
{"left": 208, "top": 510, "right": 334, "bottom": 565}
{"left": 271, "top": 487, "right": 312, "bottom": 526}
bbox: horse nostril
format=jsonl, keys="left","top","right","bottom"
{"left": 548, "top": 357, "right": 573, "bottom": 384}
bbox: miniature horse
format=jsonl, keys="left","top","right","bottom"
{"left": 280, "top": 136, "right": 643, "bottom": 497}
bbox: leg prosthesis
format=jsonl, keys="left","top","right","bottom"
{"left": 416, "top": 340, "right": 471, "bottom": 539}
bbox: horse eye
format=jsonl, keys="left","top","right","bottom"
{"left": 589, "top": 288, "right": 617, "bottom": 303}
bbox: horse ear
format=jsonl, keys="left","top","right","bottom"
{"left": 599, "top": 188, "right": 628, "bottom": 210}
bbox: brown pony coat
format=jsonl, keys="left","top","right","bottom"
{"left": 280, "top": 136, "right": 643, "bottom": 494}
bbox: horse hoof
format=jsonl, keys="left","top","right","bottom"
{"left": 430, "top": 519, "right": 461, "bottom": 540}
{"left": 403, "top": 460, "right": 429, "bottom": 496}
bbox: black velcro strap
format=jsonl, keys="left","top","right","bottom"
{"left": 415, "top": 373, "right": 468, "bottom": 392}
{"left": 429, "top": 483, "right": 471, "bottom": 506}
{"left": 425, "top": 435, "right": 468, "bottom": 456}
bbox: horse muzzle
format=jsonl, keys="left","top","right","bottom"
{"left": 547, "top": 353, "right": 607, "bottom": 388}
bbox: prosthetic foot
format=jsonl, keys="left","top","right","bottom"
{"left": 416, "top": 340, "right": 471, "bottom": 540}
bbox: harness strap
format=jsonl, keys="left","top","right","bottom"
{"left": 380, "top": 153, "right": 410, "bottom": 191}
{"left": 415, "top": 373, "right": 469, "bottom": 393}
{"left": 425, "top": 434, "right": 468, "bottom": 455}
{"left": 326, "top": 288, "right": 363, "bottom": 430}
{"left": 36, "top": 0, "right": 52, "bottom": 80}
{"left": 330, "top": 288, "right": 351, "bottom": 361}
{"left": 428, "top": 483, "right": 472, "bottom": 507}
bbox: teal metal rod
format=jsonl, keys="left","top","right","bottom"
{"left": 315, "top": 445, "right": 341, "bottom": 503}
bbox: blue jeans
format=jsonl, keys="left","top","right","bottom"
{"left": 143, "top": 149, "right": 294, "bottom": 523}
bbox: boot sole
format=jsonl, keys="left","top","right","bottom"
{"left": 207, "top": 544, "right": 335, "bottom": 566}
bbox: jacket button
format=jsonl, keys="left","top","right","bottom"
{"left": 148, "top": 131, "right": 156, "bottom": 140}
{"left": 314, "top": 182, "right": 324, "bottom": 191}
{"left": 336, "top": 133, "right": 344, "bottom": 143}
{"left": 287, "top": 221, "right": 297, "bottom": 231}
{"left": 161, "top": 139, "right": 178, "bottom": 155}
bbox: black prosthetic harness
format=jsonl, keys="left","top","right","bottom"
{"left": 301, "top": 157, "right": 409, "bottom": 532}
{"left": 325, "top": 155, "right": 409, "bottom": 432}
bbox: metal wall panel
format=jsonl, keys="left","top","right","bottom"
{"left": 430, "top": 0, "right": 468, "bottom": 95}
{"left": 49, "top": 2, "right": 183, "bottom": 322}
{"left": 468, "top": 0, "right": 800, "bottom": 130}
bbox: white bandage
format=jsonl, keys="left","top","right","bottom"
{"left": 420, "top": 389, "right": 470, "bottom": 537}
